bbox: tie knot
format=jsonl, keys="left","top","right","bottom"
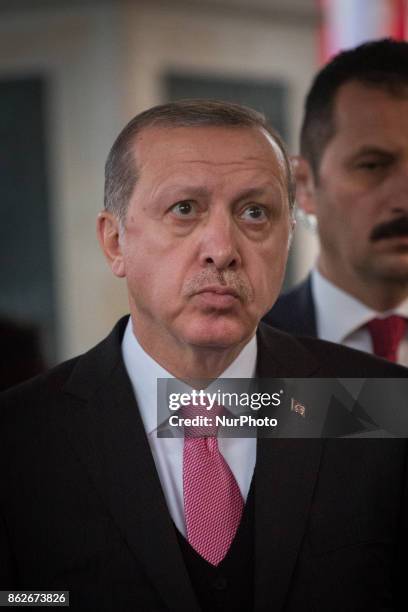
{"left": 180, "top": 400, "right": 225, "bottom": 438}
{"left": 366, "top": 315, "right": 406, "bottom": 362}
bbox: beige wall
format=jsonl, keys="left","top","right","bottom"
{"left": 1, "top": 1, "right": 318, "bottom": 360}
{"left": 0, "top": 3, "right": 126, "bottom": 360}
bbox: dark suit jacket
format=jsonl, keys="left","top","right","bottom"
{"left": 263, "top": 276, "right": 317, "bottom": 336}
{"left": 0, "top": 317, "right": 407, "bottom": 611}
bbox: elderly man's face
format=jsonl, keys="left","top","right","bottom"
{"left": 105, "top": 125, "right": 291, "bottom": 355}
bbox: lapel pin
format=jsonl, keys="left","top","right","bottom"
{"left": 291, "top": 398, "right": 306, "bottom": 418}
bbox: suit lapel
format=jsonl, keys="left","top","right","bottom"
{"left": 61, "top": 319, "right": 200, "bottom": 612}
{"left": 254, "top": 438, "right": 322, "bottom": 611}
{"left": 263, "top": 276, "right": 317, "bottom": 336}
{"left": 254, "top": 324, "right": 323, "bottom": 611}
{"left": 256, "top": 321, "right": 320, "bottom": 378}
{"left": 295, "top": 276, "right": 318, "bottom": 336}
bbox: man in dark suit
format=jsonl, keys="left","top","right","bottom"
{"left": 1, "top": 100, "right": 407, "bottom": 611}
{"left": 264, "top": 39, "right": 408, "bottom": 366}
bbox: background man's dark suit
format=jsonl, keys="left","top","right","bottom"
{"left": 263, "top": 276, "right": 317, "bottom": 337}
{"left": 1, "top": 316, "right": 407, "bottom": 611}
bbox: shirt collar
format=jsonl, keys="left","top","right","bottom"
{"left": 121, "top": 317, "right": 257, "bottom": 435}
{"left": 312, "top": 268, "right": 408, "bottom": 344}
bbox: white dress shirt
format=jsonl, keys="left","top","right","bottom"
{"left": 122, "top": 318, "right": 257, "bottom": 535}
{"left": 311, "top": 268, "right": 408, "bottom": 366}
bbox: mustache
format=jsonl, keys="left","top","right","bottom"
{"left": 370, "top": 216, "right": 408, "bottom": 241}
{"left": 183, "top": 269, "right": 253, "bottom": 303}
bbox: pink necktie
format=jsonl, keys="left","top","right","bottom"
{"left": 366, "top": 315, "right": 406, "bottom": 363}
{"left": 182, "top": 405, "right": 244, "bottom": 566}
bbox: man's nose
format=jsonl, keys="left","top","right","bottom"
{"left": 198, "top": 212, "right": 241, "bottom": 271}
{"left": 390, "top": 163, "right": 408, "bottom": 215}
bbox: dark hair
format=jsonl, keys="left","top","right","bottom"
{"left": 104, "top": 99, "right": 295, "bottom": 224}
{"left": 301, "top": 38, "right": 408, "bottom": 177}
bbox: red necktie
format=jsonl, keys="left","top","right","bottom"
{"left": 366, "top": 315, "right": 406, "bottom": 363}
{"left": 182, "top": 404, "right": 244, "bottom": 566}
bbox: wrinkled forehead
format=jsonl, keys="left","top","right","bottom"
{"left": 133, "top": 124, "right": 287, "bottom": 180}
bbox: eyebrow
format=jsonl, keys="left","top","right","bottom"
{"left": 349, "top": 146, "right": 396, "bottom": 159}
{"left": 232, "top": 186, "right": 281, "bottom": 201}
{"left": 170, "top": 186, "right": 210, "bottom": 199}
{"left": 155, "top": 183, "right": 281, "bottom": 202}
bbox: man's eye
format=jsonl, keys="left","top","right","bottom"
{"left": 357, "top": 159, "right": 391, "bottom": 171}
{"left": 240, "top": 205, "right": 268, "bottom": 222}
{"left": 170, "top": 201, "right": 197, "bottom": 217}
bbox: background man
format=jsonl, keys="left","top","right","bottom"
{"left": 264, "top": 39, "right": 408, "bottom": 365}
{"left": 0, "top": 100, "right": 407, "bottom": 611}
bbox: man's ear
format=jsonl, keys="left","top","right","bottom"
{"left": 96, "top": 211, "right": 126, "bottom": 278}
{"left": 292, "top": 155, "right": 317, "bottom": 215}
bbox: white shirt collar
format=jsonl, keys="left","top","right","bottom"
{"left": 121, "top": 317, "right": 257, "bottom": 435}
{"left": 312, "top": 267, "right": 408, "bottom": 344}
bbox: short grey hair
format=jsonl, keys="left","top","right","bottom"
{"left": 104, "top": 99, "right": 295, "bottom": 225}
